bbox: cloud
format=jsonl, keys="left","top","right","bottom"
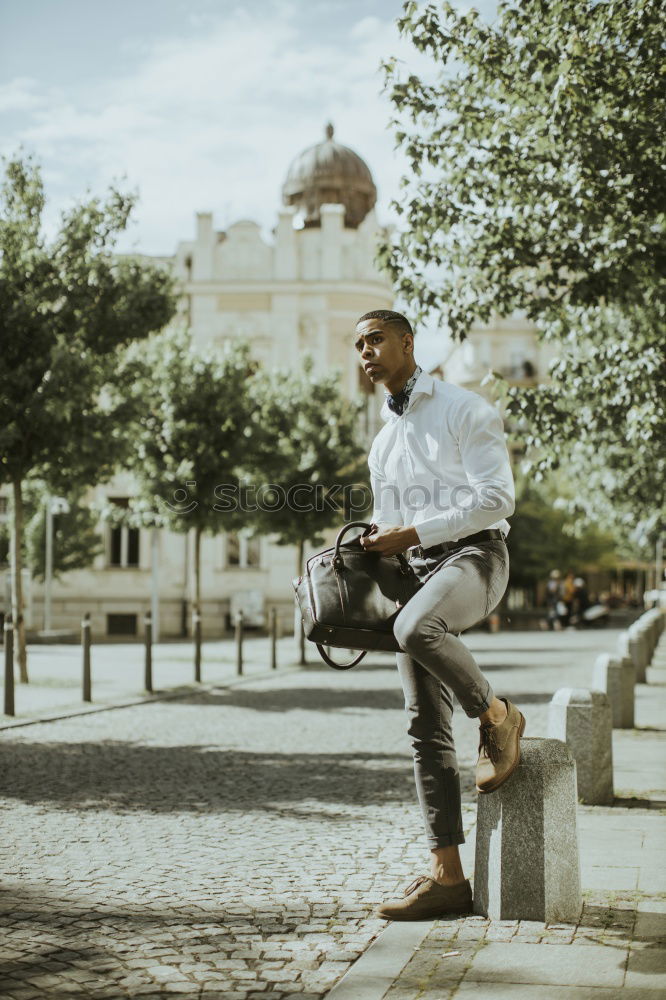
{"left": 1, "top": 3, "right": 431, "bottom": 254}
{"left": 0, "top": 76, "right": 49, "bottom": 114}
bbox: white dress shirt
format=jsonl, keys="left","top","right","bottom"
{"left": 368, "top": 370, "right": 515, "bottom": 549}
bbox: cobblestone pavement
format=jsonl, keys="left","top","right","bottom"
{"left": 0, "top": 630, "right": 629, "bottom": 999}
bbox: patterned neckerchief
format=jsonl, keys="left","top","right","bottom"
{"left": 384, "top": 365, "right": 423, "bottom": 416}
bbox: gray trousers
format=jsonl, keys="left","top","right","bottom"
{"left": 392, "top": 537, "right": 510, "bottom": 849}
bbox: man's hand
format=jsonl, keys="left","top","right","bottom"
{"left": 359, "top": 523, "right": 421, "bottom": 556}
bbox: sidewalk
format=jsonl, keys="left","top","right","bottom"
{"left": 0, "top": 628, "right": 663, "bottom": 999}
{"left": 327, "top": 641, "right": 666, "bottom": 999}
{"left": 1, "top": 634, "right": 302, "bottom": 727}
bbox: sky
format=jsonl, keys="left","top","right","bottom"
{"left": 0, "top": 0, "right": 496, "bottom": 364}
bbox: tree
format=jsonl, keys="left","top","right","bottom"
{"left": 118, "top": 329, "right": 258, "bottom": 663}
{"left": 506, "top": 478, "right": 618, "bottom": 601}
{"left": 21, "top": 481, "right": 103, "bottom": 582}
{"left": 244, "top": 356, "right": 370, "bottom": 662}
{"left": 506, "top": 300, "right": 665, "bottom": 547}
{"left": 380, "top": 0, "right": 665, "bottom": 543}
{"left": 381, "top": 0, "right": 665, "bottom": 331}
{"left": 0, "top": 155, "right": 176, "bottom": 679}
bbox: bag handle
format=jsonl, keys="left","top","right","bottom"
{"left": 332, "top": 520, "right": 413, "bottom": 577}
{"left": 316, "top": 644, "right": 367, "bottom": 670}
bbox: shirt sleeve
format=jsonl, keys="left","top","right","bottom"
{"left": 414, "top": 395, "right": 515, "bottom": 548}
{"left": 368, "top": 445, "right": 403, "bottom": 527}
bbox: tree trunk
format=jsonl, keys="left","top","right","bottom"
{"left": 11, "top": 478, "right": 28, "bottom": 683}
{"left": 193, "top": 526, "right": 202, "bottom": 681}
{"left": 193, "top": 526, "right": 201, "bottom": 618}
{"left": 150, "top": 527, "right": 160, "bottom": 643}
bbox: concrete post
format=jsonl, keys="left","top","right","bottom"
{"left": 548, "top": 688, "right": 613, "bottom": 804}
{"left": 235, "top": 610, "right": 244, "bottom": 676}
{"left": 637, "top": 627, "right": 650, "bottom": 676}
{"left": 592, "top": 652, "right": 634, "bottom": 728}
{"left": 270, "top": 607, "right": 278, "bottom": 671}
{"left": 474, "top": 738, "right": 582, "bottom": 922}
{"left": 629, "top": 623, "right": 648, "bottom": 681}
{"left": 643, "top": 614, "right": 659, "bottom": 658}
{"left": 144, "top": 612, "right": 153, "bottom": 694}
{"left": 3, "top": 618, "right": 14, "bottom": 717}
{"left": 619, "top": 627, "right": 645, "bottom": 684}
{"left": 81, "top": 613, "right": 92, "bottom": 703}
{"left": 641, "top": 611, "right": 657, "bottom": 653}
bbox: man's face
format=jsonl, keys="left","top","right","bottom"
{"left": 353, "top": 319, "right": 411, "bottom": 385}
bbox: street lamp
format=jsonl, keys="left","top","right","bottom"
{"left": 44, "top": 494, "right": 70, "bottom": 632}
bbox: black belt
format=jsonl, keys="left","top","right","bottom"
{"left": 410, "top": 527, "right": 506, "bottom": 560}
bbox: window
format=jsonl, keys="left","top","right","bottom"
{"left": 246, "top": 535, "right": 261, "bottom": 568}
{"left": 108, "top": 497, "right": 140, "bottom": 568}
{"left": 225, "top": 531, "right": 261, "bottom": 569}
{"left": 107, "top": 613, "right": 137, "bottom": 636}
{"left": 226, "top": 532, "right": 241, "bottom": 566}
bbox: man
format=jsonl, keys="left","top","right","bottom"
{"left": 354, "top": 309, "right": 525, "bottom": 921}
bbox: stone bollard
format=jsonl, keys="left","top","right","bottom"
{"left": 651, "top": 625, "right": 666, "bottom": 670}
{"left": 645, "top": 613, "right": 661, "bottom": 657}
{"left": 548, "top": 688, "right": 614, "bottom": 804}
{"left": 474, "top": 738, "right": 582, "bottom": 923}
{"left": 637, "top": 620, "right": 654, "bottom": 662}
{"left": 624, "top": 626, "right": 647, "bottom": 683}
{"left": 617, "top": 632, "right": 634, "bottom": 676}
{"left": 645, "top": 612, "right": 659, "bottom": 659}
{"left": 592, "top": 653, "right": 634, "bottom": 728}
{"left": 634, "top": 624, "right": 651, "bottom": 676}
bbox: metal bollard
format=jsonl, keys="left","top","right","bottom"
{"left": 144, "top": 611, "right": 153, "bottom": 694}
{"left": 270, "top": 607, "right": 278, "bottom": 671}
{"left": 236, "top": 610, "right": 244, "bottom": 676}
{"left": 82, "top": 613, "right": 92, "bottom": 703}
{"left": 4, "top": 618, "right": 14, "bottom": 717}
{"left": 193, "top": 611, "right": 202, "bottom": 682}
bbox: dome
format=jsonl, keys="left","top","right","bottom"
{"left": 282, "top": 123, "right": 377, "bottom": 229}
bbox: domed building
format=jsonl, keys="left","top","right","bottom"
{"left": 162, "top": 122, "right": 393, "bottom": 402}
{"left": 282, "top": 122, "right": 377, "bottom": 229}
{"left": 34, "top": 126, "right": 394, "bottom": 641}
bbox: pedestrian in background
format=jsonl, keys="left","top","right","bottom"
{"left": 562, "top": 570, "right": 576, "bottom": 627}
{"left": 570, "top": 576, "right": 590, "bottom": 627}
{"left": 545, "top": 570, "right": 563, "bottom": 631}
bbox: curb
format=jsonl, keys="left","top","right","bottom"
{"left": 325, "top": 919, "right": 436, "bottom": 1000}
{"left": 0, "top": 664, "right": 304, "bottom": 731}
{"left": 325, "top": 840, "right": 477, "bottom": 1000}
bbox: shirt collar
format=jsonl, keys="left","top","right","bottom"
{"left": 380, "top": 369, "right": 436, "bottom": 422}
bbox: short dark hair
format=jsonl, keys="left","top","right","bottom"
{"left": 356, "top": 309, "right": 414, "bottom": 339}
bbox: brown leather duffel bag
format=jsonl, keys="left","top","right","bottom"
{"left": 292, "top": 520, "right": 422, "bottom": 669}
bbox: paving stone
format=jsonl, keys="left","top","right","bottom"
{"left": 625, "top": 945, "right": 666, "bottom": 990}
{"left": 2, "top": 632, "right": 664, "bottom": 1000}
{"left": 463, "top": 941, "right": 627, "bottom": 987}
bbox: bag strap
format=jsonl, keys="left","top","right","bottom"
{"left": 332, "top": 520, "right": 413, "bottom": 578}
{"left": 316, "top": 644, "right": 367, "bottom": 670}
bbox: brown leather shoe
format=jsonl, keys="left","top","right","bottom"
{"left": 475, "top": 697, "right": 526, "bottom": 794}
{"left": 375, "top": 875, "right": 473, "bottom": 921}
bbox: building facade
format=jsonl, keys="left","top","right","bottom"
{"left": 16, "top": 125, "right": 396, "bottom": 639}
{"left": 5, "top": 123, "right": 570, "bottom": 638}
